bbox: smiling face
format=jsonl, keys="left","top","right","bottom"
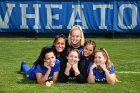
{"left": 44, "top": 52, "right": 56, "bottom": 67}
{"left": 70, "top": 30, "right": 81, "bottom": 46}
{"left": 83, "top": 44, "right": 94, "bottom": 57}
{"left": 67, "top": 50, "right": 80, "bottom": 65}
{"left": 54, "top": 38, "right": 66, "bottom": 53}
{"left": 94, "top": 52, "right": 107, "bottom": 66}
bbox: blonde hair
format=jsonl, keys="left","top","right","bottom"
{"left": 68, "top": 25, "right": 85, "bottom": 46}
{"left": 96, "top": 48, "right": 113, "bottom": 70}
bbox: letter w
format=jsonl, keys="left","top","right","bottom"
{"left": 0, "top": 3, "right": 15, "bottom": 28}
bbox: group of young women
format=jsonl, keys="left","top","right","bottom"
{"left": 20, "top": 25, "right": 118, "bottom": 86}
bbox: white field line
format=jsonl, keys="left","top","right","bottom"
{"left": 116, "top": 71, "right": 140, "bottom": 74}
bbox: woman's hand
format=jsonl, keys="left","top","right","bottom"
{"left": 66, "top": 62, "right": 72, "bottom": 70}
{"left": 72, "top": 62, "right": 80, "bottom": 76}
{"left": 90, "top": 63, "right": 97, "bottom": 70}
{"left": 46, "top": 81, "right": 53, "bottom": 87}
{"left": 44, "top": 62, "right": 51, "bottom": 70}
{"left": 100, "top": 64, "right": 107, "bottom": 71}
{"left": 72, "top": 62, "right": 78, "bottom": 71}
{"left": 64, "top": 63, "right": 72, "bottom": 76}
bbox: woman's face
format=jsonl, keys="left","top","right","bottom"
{"left": 70, "top": 30, "right": 81, "bottom": 45}
{"left": 67, "top": 51, "right": 80, "bottom": 65}
{"left": 44, "top": 52, "right": 56, "bottom": 67}
{"left": 94, "top": 52, "right": 106, "bottom": 66}
{"left": 54, "top": 38, "right": 65, "bottom": 53}
{"left": 83, "top": 44, "right": 94, "bottom": 57}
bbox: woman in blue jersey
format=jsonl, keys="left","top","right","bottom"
{"left": 67, "top": 25, "right": 85, "bottom": 53}
{"left": 20, "top": 47, "right": 60, "bottom": 85}
{"left": 87, "top": 48, "right": 117, "bottom": 84}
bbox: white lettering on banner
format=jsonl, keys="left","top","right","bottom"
{"left": 0, "top": 3, "right": 15, "bottom": 28}
{"left": 93, "top": 4, "right": 113, "bottom": 29}
{"left": 67, "top": 5, "right": 88, "bottom": 29}
{"left": 20, "top": 4, "right": 41, "bottom": 29}
{"left": 45, "top": 4, "right": 62, "bottom": 29}
{"left": 0, "top": 3, "right": 139, "bottom": 30}
{"left": 118, "top": 4, "right": 137, "bottom": 29}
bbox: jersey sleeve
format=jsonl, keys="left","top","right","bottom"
{"left": 109, "top": 66, "right": 115, "bottom": 74}
{"left": 87, "top": 62, "right": 93, "bottom": 74}
{"left": 34, "top": 65, "right": 42, "bottom": 73}
{"left": 54, "top": 59, "right": 60, "bottom": 72}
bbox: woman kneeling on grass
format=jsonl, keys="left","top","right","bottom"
{"left": 87, "top": 48, "right": 118, "bottom": 84}
{"left": 20, "top": 47, "right": 60, "bottom": 86}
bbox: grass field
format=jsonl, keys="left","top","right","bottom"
{"left": 0, "top": 38, "right": 140, "bottom": 93}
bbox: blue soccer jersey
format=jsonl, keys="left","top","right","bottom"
{"left": 87, "top": 62, "right": 115, "bottom": 82}
{"left": 27, "top": 59, "right": 60, "bottom": 80}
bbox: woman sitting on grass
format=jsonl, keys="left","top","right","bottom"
{"left": 20, "top": 47, "right": 60, "bottom": 86}
{"left": 87, "top": 48, "right": 118, "bottom": 84}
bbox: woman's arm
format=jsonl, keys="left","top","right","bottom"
{"left": 72, "top": 63, "right": 80, "bottom": 76}
{"left": 104, "top": 69, "right": 116, "bottom": 84}
{"left": 35, "top": 68, "right": 51, "bottom": 84}
{"left": 87, "top": 68, "right": 95, "bottom": 83}
{"left": 64, "top": 63, "right": 71, "bottom": 76}
{"left": 52, "top": 72, "right": 59, "bottom": 83}
{"left": 72, "top": 63, "right": 85, "bottom": 83}
{"left": 61, "top": 63, "right": 71, "bottom": 83}
{"left": 100, "top": 64, "right": 116, "bottom": 84}
{"left": 87, "top": 63, "right": 96, "bottom": 83}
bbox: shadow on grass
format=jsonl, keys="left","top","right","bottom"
{"left": 16, "top": 71, "right": 36, "bottom": 84}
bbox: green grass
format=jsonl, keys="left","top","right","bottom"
{"left": 0, "top": 38, "right": 140, "bottom": 93}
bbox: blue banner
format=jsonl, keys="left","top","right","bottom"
{"left": 0, "top": 0, "right": 140, "bottom": 33}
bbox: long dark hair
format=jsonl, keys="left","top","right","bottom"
{"left": 52, "top": 34, "right": 68, "bottom": 58}
{"left": 34, "top": 47, "right": 55, "bottom": 68}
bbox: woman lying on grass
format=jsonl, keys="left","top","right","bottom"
{"left": 62, "top": 49, "right": 86, "bottom": 83}
{"left": 20, "top": 47, "right": 60, "bottom": 86}
{"left": 87, "top": 48, "right": 118, "bottom": 84}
